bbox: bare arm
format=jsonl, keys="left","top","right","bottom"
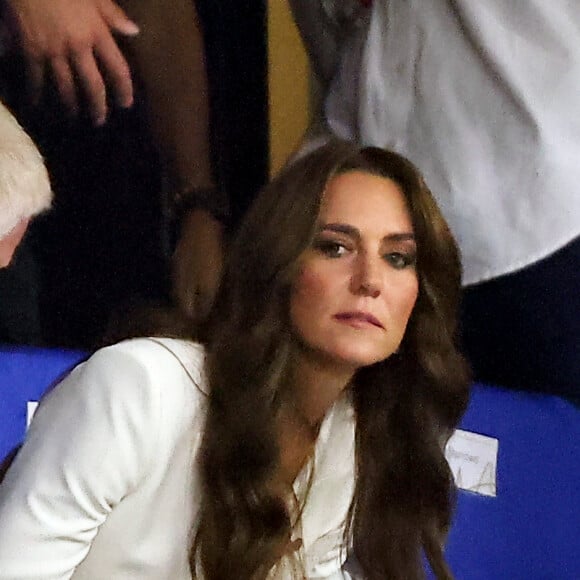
{"left": 123, "top": 0, "right": 224, "bottom": 322}
{"left": 122, "top": 0, "right": 213, "bottom": 194}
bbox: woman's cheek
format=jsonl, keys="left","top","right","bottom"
{"left": 291, "top": 265, "right": 333, "bottom": 330}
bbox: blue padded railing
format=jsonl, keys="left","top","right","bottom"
{"left": 443, "top": 384, "right": 580, "bottom": 579}
{"left": 0, "top": 345, "right": 87, "bottom": 462}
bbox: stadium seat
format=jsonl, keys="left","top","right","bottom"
{"left": 442, "top": 384, "right": 580, "bottom": 579}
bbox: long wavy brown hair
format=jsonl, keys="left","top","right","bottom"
{"left": 194, "top": 140, "right": 470, "bottom": 579}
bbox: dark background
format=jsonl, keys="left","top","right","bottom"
{"left": 0, "top": 0, "right": 269, "bottom": 349}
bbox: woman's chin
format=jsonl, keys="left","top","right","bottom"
{"left": 323, "top": 344, "right": 397, "bottom": 370}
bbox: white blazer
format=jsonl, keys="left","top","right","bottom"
{"left": 0, "top": 338, "right": 356, "bottom": 579}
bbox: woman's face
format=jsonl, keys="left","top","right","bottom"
{"left": 290, "top": 171, "right": 419, "bottom": 371}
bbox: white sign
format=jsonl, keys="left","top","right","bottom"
{"left": 445, "top": 429, "right": 499, "bottom": 497}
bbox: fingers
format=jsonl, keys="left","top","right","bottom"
{"left": 173, "top": 256, "right": 208, "bottom": 321}
{"left": 176, "top": 285, "right": 213, "bottom": 322}
{"left": 174, "top": 270, "right": 215, "bottom": 322}
{"left": 172, "top": 218, "right": 224, "bottom": 323}
{"left": 94, "top": 32, "right": 134, "bottom": 110}
{"left": 71, "top": 32, "right": 133, "bottom": 125}
{"left": 31, "top": 48, "right": 120, "bottom": 125}
{"left": 72, "top": 50, "right": 108, "bottom": 125}
{"left": 99, "top": 0, "right": 140, "bottom": 37}
{"left": 25, "top": 53, "right": 80, "bottom": 116}
{"left": 50, "top": 56, "right": 79, "bottom": 116}
{"left": 97, "top": 0, "right": 139, "bottom": 113}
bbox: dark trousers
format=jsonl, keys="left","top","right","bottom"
{"left": 461, "top": 236, "right": 580, "bottom": 403}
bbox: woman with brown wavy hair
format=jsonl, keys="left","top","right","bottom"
{"left": 0, "top": 140, "right": 469, "bottom": 579}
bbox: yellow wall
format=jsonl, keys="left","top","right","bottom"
{"left": 267, "top": 1, "right": 310, "bottom": 175}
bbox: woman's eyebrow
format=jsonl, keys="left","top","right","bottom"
{"left": 319, "top": 224, "right": 416, "bottom": 243}
{"left": 384, "top": 233, "right": 416, "bottom": 243}
{"left": 319, "top": 223, "right": 360, "bottom": 238}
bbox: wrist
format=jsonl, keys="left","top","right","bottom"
{"left": 173, "top": 186, "right": 229, "bottom": 226}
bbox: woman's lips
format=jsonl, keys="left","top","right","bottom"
{"left": 334, "top": 311, "right": 384, "bottom": 329}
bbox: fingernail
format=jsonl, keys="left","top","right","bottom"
{"left": 125, "top": 21, "right": 140, "bottom": 35}
{"left": 120, "top": 96, "right": 134, "bottom": 109}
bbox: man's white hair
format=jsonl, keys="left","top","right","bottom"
{"left": 0, "top": 101, "right": 52, "bottom": 238}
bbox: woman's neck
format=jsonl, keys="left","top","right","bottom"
{"left": 289, "top": 349, "right": 355, "bottom": 428}
{"left": 273, "top": 350, "right": 355, "bottom": 489}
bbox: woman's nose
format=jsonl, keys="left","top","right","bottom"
{"left": 350, "top": 253, "right": 382, "bottom": 298}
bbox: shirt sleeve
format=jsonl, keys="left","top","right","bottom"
{"left": 0, "top": 342, "right": 164, "bottom": 580}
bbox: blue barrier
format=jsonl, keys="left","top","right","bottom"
{"left": 0, "top": 345, "right": 87, "bottom": 461}
{"left": 443, "top": 384, "right": 580, "bottom": 579}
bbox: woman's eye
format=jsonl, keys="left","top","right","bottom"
{"left": 384, "top": 252, "right": 416, "bottom": 269}
{"left": 314, "top": 240, "right": 349, "bottom": 258}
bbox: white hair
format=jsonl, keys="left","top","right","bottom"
{"left": 0, "top": 101, "right": 52, "bottom": 238}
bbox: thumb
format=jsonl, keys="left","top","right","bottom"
{"left": 98, "top": 0, "right": 140, "bottom": 36}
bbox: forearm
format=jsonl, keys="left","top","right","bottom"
{"left": 123, "top": 0, "right": 214, "bottom": 197}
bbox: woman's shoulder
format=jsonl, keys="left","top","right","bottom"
{"left": 43, "top": 337, "right": 209, "bottom": 434}
{"left": 29, "top": 337, "right": 209, "bottom": 474}
{"left": 85, "top": 337, "right": 208, "bottom": 396}
{"left": 97, "top": 336, "right": 205, "bottom": 364}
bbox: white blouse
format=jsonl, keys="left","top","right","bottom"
{"left": 0, "top": 338, "right": 356, "bottom": 579}
{"left": 291, "top": 0, "right": 580, "bottom": 285}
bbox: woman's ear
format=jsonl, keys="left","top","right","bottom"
{"left": 0, "top": 218, "right": 30, "bottom": 268}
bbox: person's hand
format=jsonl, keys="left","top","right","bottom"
{"left": 5, "top": 0, "right": 139, "bottom": 125}
{"left": 172, "top": 209, "right": 224, "bottom": 324}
